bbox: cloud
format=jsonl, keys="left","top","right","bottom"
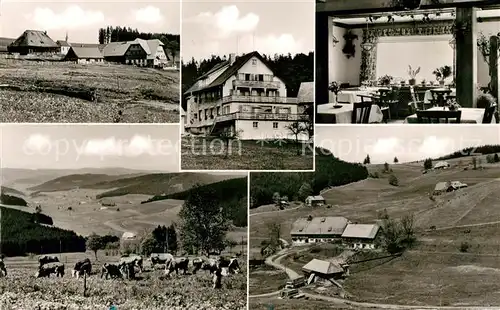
{"left": 24, "top": 134, "right": 52, "bottom": 152}
{"left": 239, "top": 33, "right": 304, "bottom": 56}
{"left": 29, "top": 5, "right": 105, "bottom": 30}
{"left": 81, "top": 135, "right": 156, "bottom": 157}
{"left": 369, "top": 138, "right": 402, "bottom": 154}
{"left": 193, "top": 5, "right": 259, "bottom": 38}
{"left": 135, "top": 6, "right": 163, "bottom": 24}
{"left": 418, "top": 136, "right": 454, "bottom": 156}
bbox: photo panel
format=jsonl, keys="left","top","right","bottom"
{"left": 0, "top": 1, "right": 180, "bottom": 123}
{"left": 249, "top": 124, "right": 500, "bottom": 309}
{"left": 0, "top": 124, "right": 248, "bottom": 309}
{"left": 181, "top": 0, "right": 315, "bottom": 171}
{"left": 316, "top": 1, "right": 499, "bottom": 125}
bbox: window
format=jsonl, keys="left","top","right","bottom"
{"left": 253, "top": 122, "right": 258, "bottom": 128}
{"left": 252, "top": 59, "right": 257, "bottom": 66}
{"left": 258, "top": 74, "right": 264, "bottom": 81}
{"left": 245, "top": 74, "right": 251, "bottom": 81}
{"left": 193, "top": 113, "right": 197, "bottom": 120}
{"left": 273, "top": 122, "right": 278, "bottom": 129}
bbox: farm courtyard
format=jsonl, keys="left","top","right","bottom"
{"left": 249, "top": 155, "right": 500, "bottom": 308}
{"left": 0, "top": 59, "right": 179, "bottom": 123}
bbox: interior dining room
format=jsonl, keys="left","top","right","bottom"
{"left": 316, "top": 0, "right": 500, "bottom": 124}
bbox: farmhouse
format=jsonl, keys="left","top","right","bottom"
{"left": 433, "top": 181, "right": 468, "bottom": 195}
{"left": 434, "top": 161, "right": 451, "bottom": 169}
{"left": 102, "top": 38, "right": 170, "bottom": 67}
{"left": 122, "top": 232, "right": 136, "bottom": 240}
{"left": 56, "top": 40, "right": 71, "bottom": 55}
{"left": 302, "top": 259, "right": 348, "bottom": 284}
{"left": 8, "top": 30, "right": 59, "bottom": 55}
{"left": 341, "top": 223, "right": 381, "bottom": 249}
{"left": 297, "top": 82, "right": 314, "bottom": 115}
{"left": 184, "top": 51, "right": 309, "bottom": 140}
{"left": 305, "top": 195, "right": 325, "bottom": 207}
{"left": 291, "top": 216, "right": 349, "bottom": 245}
{"left": 64, "top": 46, "right": 104, "bottom": 64}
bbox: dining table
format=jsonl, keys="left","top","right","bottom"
{"left": 424, "top": 88, "right": 456, "bottom": 104}
{"left": 317, "top": 102, "right": 384, "bottom": 124}
{"left": 404, "top": 106, "right": 490, "bottom": 124}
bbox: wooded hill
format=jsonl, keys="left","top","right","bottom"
{"left": 97, "top": 26, "right": 180, "bottom": 53}
{"left": 250, "top": 148, "right": 368, "bottom": 208}
{"left": 436, "top": 145, "right": 500, "bottom": 160}
{"left": 142, "top": 177, "right": 248, "bottom": 227}
{"left": 181, "top": 52, "right": 314, "bottom": 111}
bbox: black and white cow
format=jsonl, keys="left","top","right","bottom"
{"left": 35, "top": 262, "right": 65, "bottom": 278}
{"left": 100, "top": 263, "right": 122, "bottom": 279}
{"left": 119, "top": 261, "right": 136, "bottom": 280}
{"left": 164, "top": 257, "right": 189, "bottom": 276}
{"left": 38, "top": 255, "right": 59, "bottom": 267}
{"left": 119, "top": 254, "right": 143, "bottom": 273}
{"left": 0, "top": 258, "right": 6, "bottom": 277}
{"left": 72, "top": 258, "right": 92, "bottom": 278}
{"left": 192, "top": 257, "right": 204, "bottom": 274}
{"left": 202, "top": 257, "right": 240, "bottom": 275}
{"left": 150, "top": 253, "right": 174, "bottom": 267}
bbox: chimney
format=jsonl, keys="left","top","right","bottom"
{"left": 228, "top": 53, "right": 236, "bottom": 65}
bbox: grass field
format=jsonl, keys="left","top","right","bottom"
{"left": 0, "top": 252, "right": 247, "bottom": 310}
{"left": 181, "top": 137, "right": 314, "bottom": 170}
{"left": 249, "top": 156, "right": 500, "bottom": 307}
{"left": 0, "top": 59, "right": 179, "bottom": 123}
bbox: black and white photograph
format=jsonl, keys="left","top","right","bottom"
{"left": 316, "top": 0, "right": 500, "bottom": 124}
{"left": 0, "top": 2, "right": 180, "bottom": 123}
{"left": 181, "top": 0, "right": 314, "bottom": 171}
{"left": 0, "top": 124, "right": 248, "bottom": 309}
{"left": 249, "top": 124, "right": 500, "bottom": 309}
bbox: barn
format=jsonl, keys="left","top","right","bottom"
{"left": 341, "top": 223, "right": 381, "bottom": 250}
{"left": 64, "top": 46, "right": 104, "bottom": 64}
{"left": 305, "top": 195, "right": 325, "bottom": 207}
{"left": 302, "top": 259, "right": 348, "bottom": 284}
{"left": 434, "top": 161, "right": 450, "bottom": 169}
{"left": 8, "top": 30, "right": 59, "bottom": 55}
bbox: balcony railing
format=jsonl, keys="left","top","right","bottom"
{"left": 222, "top": 95, "right": 298, "bottom": 104}
{"left": 187, "top": 112, "right": 309, "bottom": 128}
{"left": 232, "top": 79, "right": 280, "bottom": 89}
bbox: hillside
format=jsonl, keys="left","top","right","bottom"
{"left": 0, "top": 187, "right": 28, "bottom": 206}
{"left": 0, "top": 206, "right": 85, "bottom": 256}
{"left": 143, "top": 177, "right": 248, "bottom": 227}
{"left": 0, "top": 186, "right": 25, "bottom": 197}
{"left": 250, "top": 148, "right": 368, "bottom": 208}
{"left": 436, "top": 145, "right": 500, "bottom": 160}
{"left": 27, "top": 173, "right": 238, "bottom": 199}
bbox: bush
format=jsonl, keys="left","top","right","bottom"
{"left": 424, "top": 158, "right": 433, "bottom": 170}
{"left": 460, "top": 242, "right": 470, "bottom": 252}
{"left": 388, "top": 174, "right": 399, "bottom": 186}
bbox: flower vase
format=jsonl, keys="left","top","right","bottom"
{"left": 439, "top": 80, "right": 445, "bottom": 86}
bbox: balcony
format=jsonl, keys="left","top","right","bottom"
{"left": 233, "top": 79, "right": 281, "bottom": 89}
{"left": 222, "top": 95, "right": 298, "bottom": 104}
{"left": 215, "top": 112, "right": 309, "bottom": 122}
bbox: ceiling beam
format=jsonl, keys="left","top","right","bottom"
{"left": 317, "top": 0, "right": 500, "bottom": 15}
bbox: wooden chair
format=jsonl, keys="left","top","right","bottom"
{"left": 429, "top": 89, "right": 452, "bottom": 107}
{"left": 416, "top": 110, "right": 462, "bottom": 123}
{"left": 482, "top": 102, "right": 498, "bottom": 124}
{"left": 409, "top": 86, "right": 427, "bottom": 111}
{"left": 352, "top": 101, "right": 373, "bottom": 124}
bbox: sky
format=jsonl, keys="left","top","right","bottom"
{"left": 182, "top": 0, "right": 314, "bottom": 61}
{"left": 0, "top": 0, "right": 180, "bottom": 43}
{"left": 315, "top": 125, "right": 500, "bottom": 164}
{"left": 0, "top": 124, "right": 180, "bottom": 171}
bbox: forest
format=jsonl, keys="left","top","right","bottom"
{"left": 181, "top": 52, "right": 314, "bottom": 111}
{"left": 437, "top": 145, "right": 500, "bottom": 160}
{"left": 97, "top": 26, "right": 180, "bottom": 53}
{"left": 1, "top": 207, "right": 86, "bottom": 256}
{"left": 250, "top": 148, "right": 369, "bottom": 208}
{"left": 0, "top": 193, "right": 28, "bottom": 206}
{"left": 142, "top": 177, "right": 248, "bottom": 227}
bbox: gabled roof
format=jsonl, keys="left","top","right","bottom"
{"left": 70, "top": 43, "right": 106, "bottom": 51}
{"left": 302, "top": 259, "right": 344, "bottom": 275}
{"left": 297, "top": 82, "right": 314, "bottom": 103}
{"left": 306, "top": 195, "right": 325, "bottom": 201}
{"left": 434, "top": 161, "right": 450, "bottom": 168}
{"left": 66, "top": 46, "right": 103, "bottom": 59}
{"left": 185, "top": 61, "right": 230, "bottom": 94}
{"left": 291, "top": 216, "right": 349, "bottom": 236}
{"left": 434, "top": 181, "right": 449, "bottom": 191}
{"left": 341, "top": 224, "right": 380, "bottom": 239}
{"left": 10, "top": 30, "right": 58, "bottom": 48}
{"left": 102, "top": 41, "right": 131, "bottom": 57}
{"left": 56, "top": 40, "right": 71, "bottom": 47}
{"left": 184, "top": 51, "right": 281, "bottom": 95}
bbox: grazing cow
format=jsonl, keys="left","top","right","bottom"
{"left": 227, "top": 258, "right": 241, "bottom": 274}
{"left": 202, "top": 257, "right": 240, "bottom": 275}
{"left": 119, "top": 261, "right": 136, "bottom": 280}
{"left": 38, "top": 255, "right": 59, "bottom": 267}
{"left": 212, "top": 262, "right": 222, "bottom": 289}
{"left": 150, "top": 253, "right": 174, "bottom": 267}
{"left": 164, "top": 257, "right": 189, "bottom": 276}
{"left": 192, "top": 257, "right": 204, "bottom": 274}
{"left": 101, "top": 263, "right": 122, "bottom": 279}
{"left": 119, "top": 254, "right": 143, "bottom": 273}
{"left": 35, "top": 262, "right": 64, "bottom": 278}
{"left": 72, "top": 258, "right": 92, "bottom": 278}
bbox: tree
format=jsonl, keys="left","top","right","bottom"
{"left": 140, "top": 234, "right": 158, "bottom": 256}
{"left": 388, "top": 174, "right": 399, "bottom": 186}
{"left": 272, "top": 192, "right": 281, "bottom": 205}
{"left": 384, "top": 162, "right": 390, "bottom": 172}
{"left": 166, "top": 224, "right": 178, "bottom": 254}
{"left": 424, "top": 158, "right": 433, "bottom": 170}
{"left": 86, "top": 233, "right": 104, "bottom": 260}
{"left": 486, "top": 154, "right": 495, "bottom": 164}
{"left": 98, "top": 29, "right": 105, "bottom": 44}
{"left": 472, "top": 157, "right": 477, "bottom": 169}
{"left": 286, "top": 121, "right": 307, "bottom": 155}
{"left": 179, "top": 184, "right": 229, "bottom": 256}
{"left": 495, "top": 153, "right": 500, "bottom": 162}
{"left": 394, "top": 157, "right": 399, "bottom": 163}
{"left": 363, "top": 154, "right": 371, "bottom": 164}
{"left": 400, "top": 214, "right": 416, "bottom": 248}
{"left": 297, "top": 182, "right": 313, "bottom": 201}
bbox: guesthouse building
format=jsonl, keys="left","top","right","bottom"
{"left": 291, "top": 216, "right": 349, "bottom": 245}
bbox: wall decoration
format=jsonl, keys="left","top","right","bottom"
{"left": 342, "top": 30, "right": 359, "bottom": 59}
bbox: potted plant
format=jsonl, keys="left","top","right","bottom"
{"left": 476, "top": 93, "right": 496, "bottom": 109}
{"left": 421, "top": 79, "right": 426, "bottom": 86}
{"left": 378, "top": 75, "right": 393, "bottom": 87}
{"left": 328, "top": 81, "right": 341, "bottom": 104}
{"left": 433, "top": 66, "right": 452, "bottom": 86}
{"left": 408, "top": 65, "right": 420, "bottom": 86}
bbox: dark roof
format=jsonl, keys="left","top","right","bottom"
{"left": 65, "top": 46, "right": 103, "bottom": 59}
{"left": 291, "top": 217, "right": 349, "bottom": 236}
{"left": 70, "top": 43, "right": 107, "bottom": 52}
{"left": 10, "top": 30, "right": 58, "bottom": 48}
{"left": 56, "top": 40, "right": 71, "bottom": 47}
{"left": 184, "top": 51, "right": 280, "bottom": 95}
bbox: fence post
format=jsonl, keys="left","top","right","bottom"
{"left": 83, "top": 272, "right": 87, "bottom": 297}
